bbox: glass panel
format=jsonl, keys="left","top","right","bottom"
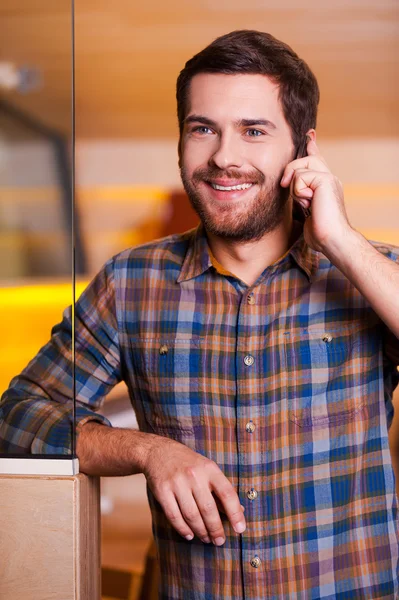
{"left": 0, "top": 1, "right": 78, "bottom": 469}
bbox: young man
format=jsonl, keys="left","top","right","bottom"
{"left": 1, "top": 30, "right": 399, "bottom": 599}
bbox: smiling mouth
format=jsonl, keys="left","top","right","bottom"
{"left": 208, "top": 182, "right": 254, "bottom": 192}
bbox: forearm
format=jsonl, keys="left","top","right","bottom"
{"left": 76, "top": 421, "right": 160, "bottom": 477}
{"left": 1, "top": 261, "right": 123, "bottom": 454}
{"left": 323, "top": 228, "right": 399, "bottom": 338}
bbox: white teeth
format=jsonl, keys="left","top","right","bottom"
{"left": 211, "top": 182, "right": 253, "bottom": 191}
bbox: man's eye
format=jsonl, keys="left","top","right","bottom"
{"left": 246, "top": 129, "right": 264, "bottom": 137}
{"left": 192, "top": 126, "right": 213, "bottom": 135}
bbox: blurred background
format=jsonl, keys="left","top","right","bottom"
{"left": 0, "top": 1, "right": 398, "bottom": 598}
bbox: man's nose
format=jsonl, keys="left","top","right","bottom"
{"left": 209, "top": 135, "right": 244, "bottom": 170}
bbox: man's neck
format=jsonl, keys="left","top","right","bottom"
{"left": 206, "top": 216, "right": 301, "bottom": 287}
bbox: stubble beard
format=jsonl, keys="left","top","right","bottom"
{"left": 180, "top": 165, "right": 291, "bottom": 243}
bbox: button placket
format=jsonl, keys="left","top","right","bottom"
{"left": 238, "top": 286, "right": 264, "bottom": 587}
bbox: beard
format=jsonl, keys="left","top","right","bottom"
{"left": 180, "top": 164, "right": 291, "bottom": 243}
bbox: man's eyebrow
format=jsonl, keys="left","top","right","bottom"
{"left": 237, "top": 118, "right": 277, "bottom": 130}
{"left": 184, "top": 115, "right": 218, "bottom": 128}
{"left": 184, "top": 115, "right": 277, "bottom": 130}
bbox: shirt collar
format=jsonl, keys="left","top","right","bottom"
{"left": 177, "top": 222, "right": 319, "bottom": 284}
{"left": 177, "top": 224, "right": 212, "bottom": 283}
{"left": 285, "top": 229, "right": 319, "bottom": 281}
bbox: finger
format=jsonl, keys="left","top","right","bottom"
{"left": 280, "top": 156, "right": 329, "bottom": 188}
{"left": 213, "top": 494, "right": 245, "bottom": 515}
{"left": 292, "top": 186, "right": 313, "bottom": 200}
{"left": 294, "top": 197, "right": 311, "bottom": 210}
{"left": 291, "top": 169, "right": 323, "bottom": 198}
{"left": 160, "top": 492, "right": 195, "bottom": 541}
{"left": 211, "top": 478, "right": 246, "bottom": 535}
{"left": 193, "top": 489, "right": 226, "bottom": 546}
{"left": 290, "top": 170, "right": 313, "bottom": 200}
{"left": 176, "top": 493, "right": 212, "bottom": 543}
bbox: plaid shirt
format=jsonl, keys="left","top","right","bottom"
{"left": 1, "top": 225, "right": 399, "bottom": 599}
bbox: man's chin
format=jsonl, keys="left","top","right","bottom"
{"left": 201, "top": 216, "right": 272, "bottom": 242}
{"left": 201, "top": 203, "right": 289, "bottom": 242}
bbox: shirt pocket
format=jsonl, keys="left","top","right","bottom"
{"left": 129, "top": 335, "right": 203, "bottom": 438}
{"left": 284, "top": 327, "right": 367, "bottom": 428}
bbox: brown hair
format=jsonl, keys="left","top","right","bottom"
{"left": 176, "top": 30, "right": 320, "bottom": 152}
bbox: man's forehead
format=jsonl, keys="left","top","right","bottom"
{"left": 186, "top": 72, "right": 283, "bottom": 123}
{"left": 189, "top": 72, "right": 280, "bottom": 96}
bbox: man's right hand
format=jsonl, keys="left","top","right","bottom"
{"left": 77, "top": 422, "right": 245, "bottom": 546}
{"left": 142, "top": 435, "right": 246, "bottom": 546}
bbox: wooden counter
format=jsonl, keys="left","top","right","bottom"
{"left": 0, "top": 473, "right": 100, "bottom": 600}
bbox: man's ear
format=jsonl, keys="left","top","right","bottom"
{"left": 306, "top": 129, "right": 316, "bottom": 143}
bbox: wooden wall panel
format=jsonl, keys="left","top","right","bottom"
{"left": 0, "top": 1, "right": 397, "bottom": 139}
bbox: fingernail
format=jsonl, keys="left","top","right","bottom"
{"left": 185, "top": 534, "right": 194, "bottom": 541}
{"left": 213, "top": 537, "right": 225, "bottom": 546}
{"left": 234, "top": 521, "right": 246, "bottom": 534}
{"left": 201, "top": 536, "right": 211, "bottom": 543}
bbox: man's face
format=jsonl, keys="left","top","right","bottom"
{"left": 179, "top": 73, "right": 296, "bottom": 242}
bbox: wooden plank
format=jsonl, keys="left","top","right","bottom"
{"left": 76, "top": 475, "right": 101, "bottom": 600}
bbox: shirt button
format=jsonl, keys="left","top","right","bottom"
{"left": 245, "top": 421, "right": 256, "bottom": 433}
{"left": 322, "top": 334, "right": 333, "bottom": 343}
{"left": 244, "top": 355, "right": 254, "bottom": 367}
{"left": 247, "top": 293, "right": 256, "bottom": 305}
{"left": 250, "top": 556, "right": 261, "bottom": 568}
{"left": 247, "top": 489, "right": 258, "bottom": 501}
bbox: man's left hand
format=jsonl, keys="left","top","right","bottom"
{"left": 280, "top": 139, "right": 352, "bottom": 254}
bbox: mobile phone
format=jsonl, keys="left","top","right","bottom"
{"left": 294, "top": 137, "right": 311, "bottom": 219}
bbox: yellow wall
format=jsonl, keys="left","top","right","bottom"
{"left": 0, "top": 281, "right": 87, "bottom": 393}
